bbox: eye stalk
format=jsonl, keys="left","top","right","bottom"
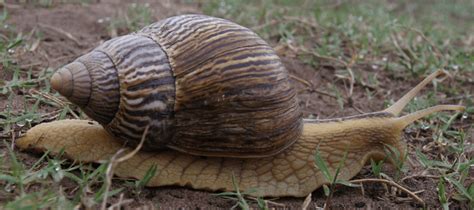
{"left": 302, "top": 70, "right": 465, "bottom": 166}
{"left": 385, "top": 70, "right": 464, "bottom": 130}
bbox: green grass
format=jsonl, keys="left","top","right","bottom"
{"left": 15, "top": 0, "right": 97, "bottom": 7}
{"left": 0, "top": 145, "right": 128, "bottom": 209}
{"left": 202, "top": 0, "right": 474, "bottom": 97}
{"left": 313, "top": 146, "right": 360, "bottom": 209}
{"left": 0, "top": 0, "right": 472, "bottom": 209}
{"left": 203, "top": 0, "right": 473, "bottom": 74}
{"left": 107, "top": 3, "right": 154, "bottom": 36}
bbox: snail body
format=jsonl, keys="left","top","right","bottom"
{"left": 19, "top": 15, "right": 464, "bottom": 197}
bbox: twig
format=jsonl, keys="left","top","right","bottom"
{"left": 360, "top": 182, "right": 365, "bottom": 197}
{"left": 441, "top": 95, "right": 473, "bottom": 102}
{"left": 100, "top": 149, "right": 127, "bottom": 210}
{"left": 19, "top": 61, "right": 43, "bottom": 69}
{"left": 29, "top": 89, "right": 67, "bottom": 107}
{"left": 252, "top": 16, "right": 323, "bottom": 32}
{"left": 305, "top": 88, "right": 340, "bottom": 100}
{"left": 344, "top": 67, "right": 355, "bottom": 97}
{"left": 289, "top": 74, "right": 312, "bottom": 87}
{"left": 38, "top": 23, "right": 83, "bottom": 47}
{"left": 398, "top": 25, "right": 443, "bottom": 60}
{"left": 246, "top": 196, "right": 285, "bottom": 208}
{"left": 0, "top": 33, "right": 8, "bottom": 41}
{"left": 28, "top": 89, "right": 80, "bottom": 119}
{"left": 390, "top": 33, "right": 411, "bottom": 63}
{"left": 302, "top": 193, "right": 312, "bottom": 210}
{"left": 107, "top": 193, "right": 133, "bottom": 210}
{"left": 10, "top": 128, "right": 16, "bottom": 151}
{"left": 351, "top": 104, "right": 365, "bottom": 114}
{"left": 346, "top": 53, "right": 357, "bottom": 98}
{"left": 115, "top": 126, "right": 148, "bottom": 162}
{"left": 100, "top": 125, "right": 149, "bottom": 210}
{"left": 297, "top": 46, "right": 348, "bottom": 67}
{"left": 319, "top": 0, "right": 343, "bottom": 8}
{"left": 292, "top": 44, "right": 358, "bottom": 101}
{"left": 48, "top": 45, "right": 97, "bottom": 64}
{"left": 251, "top": 19, "right": 280, "bottom": 31}
{"left": 282, "top": 16, "right": 320, "bottom": 29}
{"left": 2, "top": 3, "right": 22, "bottom": 9}
{"left": 413, "top": 190, "right": 425, "bottom": 194}
{"left": 39, "top": 109, "right": 63, "bottom": 122}
{"left": 401, "top": 174, "right": 441, "bottom": 182}
{"left": 359, "top": 80, "right": 378, "bottom": 90}
{"left": 290, "top": 73, "right": 344, "bottom": 101}
{"left": 350, "top": 178, "right": 425, "bottom": 205}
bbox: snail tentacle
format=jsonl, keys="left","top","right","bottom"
{"left": 384, "top": 70, "right": 448, "bottom": 116}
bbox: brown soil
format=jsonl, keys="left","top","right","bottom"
{"left": 1, "top": 0, "right": 472, "bottom": 209}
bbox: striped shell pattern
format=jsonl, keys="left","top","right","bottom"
{"left": 51, "top": 15, "right": 302, "bottom": 158}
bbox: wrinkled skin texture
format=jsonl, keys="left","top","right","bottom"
{"left": 17, "top": 117, "right": 406, "bottom": 197}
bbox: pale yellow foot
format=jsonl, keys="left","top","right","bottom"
{"left": 17, "top": 119, "right": 334, "bottom": 197}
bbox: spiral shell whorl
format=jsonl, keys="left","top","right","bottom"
{"left": 51, "top": 62, "right": 91, "bottom": 107}
{"left": 52, "top": 35, "right": 175, "bottom": 148}
{"left": 139, "top": 15, "right": 303, "bottom": 157}
{"left": 97, "top": 35, "right": 175, "bottom": 149}
{"left": 51, "top": 55, "right": 121, "bottom": 125}
{"left": 54, "top": 14, "right": 302, "bottom": 157}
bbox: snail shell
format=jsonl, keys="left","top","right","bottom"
{"left": 51, "top": 14, "right": 302, "bottom": 158}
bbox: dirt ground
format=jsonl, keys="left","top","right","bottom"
{"left": 1, "top": 0, "right": 472, "bottom": 209}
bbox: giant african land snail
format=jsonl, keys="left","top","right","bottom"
{"left": 18, "top": 15, "right": 464, "bottom": 197}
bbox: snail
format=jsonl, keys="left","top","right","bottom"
{"left": 17, "top": 15, "right": 464, "bottom": 197}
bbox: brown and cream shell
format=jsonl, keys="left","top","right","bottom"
{"left": 51, "top": 14, "right": 302, "bottom": 158}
